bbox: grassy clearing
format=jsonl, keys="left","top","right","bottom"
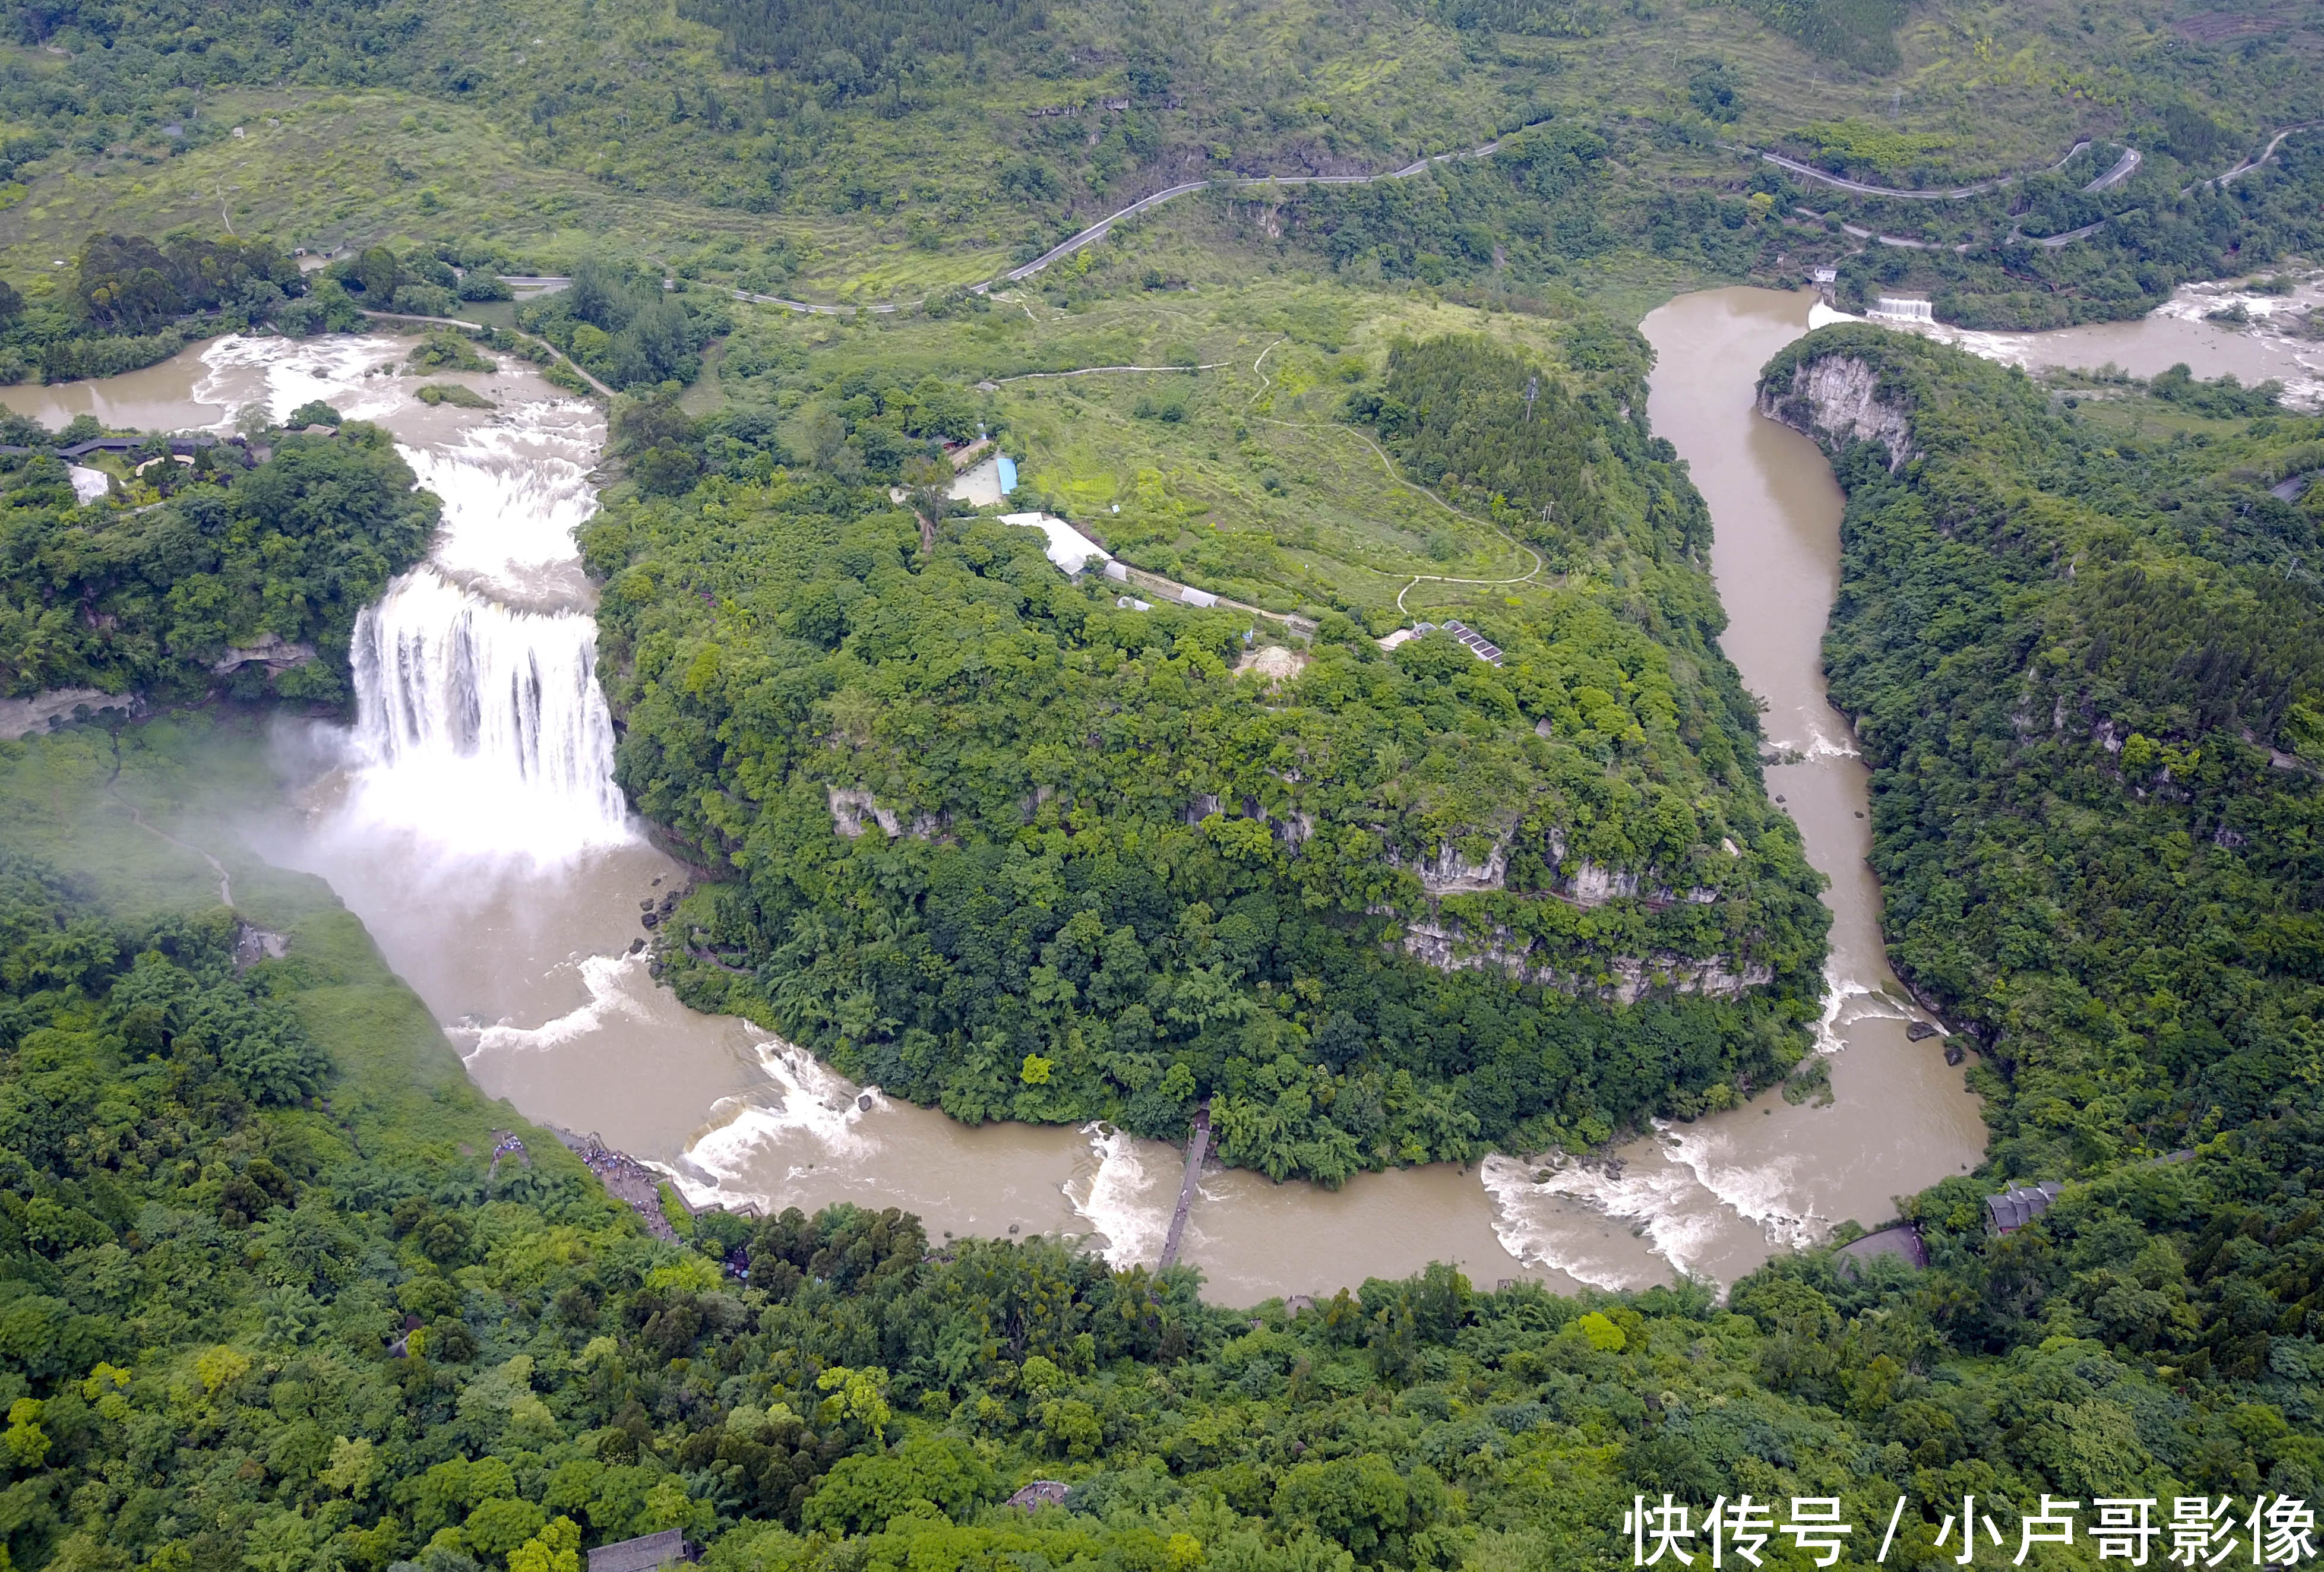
{"left": 2058, "top": 390, "right": 2268, "bottom": 441}
{"left": 712, "top": 273, "right": 1591, "bottom": 622}
{"left": 0, "top": 89, "right": 735, "bottom": 280}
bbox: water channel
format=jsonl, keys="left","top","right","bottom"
{"left": 15, "top": 274, "right": 2269, "bottom": 1303}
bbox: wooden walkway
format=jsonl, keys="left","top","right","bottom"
{"left": 1158, "top": 1102, "right": 1210, "bottom": 1269}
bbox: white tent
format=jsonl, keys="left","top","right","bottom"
{"left": 999, "top": 511, "right": 1112, "bottom": 576}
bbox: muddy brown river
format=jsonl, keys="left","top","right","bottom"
{"left": 23, "top": 273, "right": 2252, "bottom": 1302}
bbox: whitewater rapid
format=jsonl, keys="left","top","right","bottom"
{"left": 172, "top": 305, "right": 1980, "bottom": 1302}
{"left": 1809, "top": 267, "right": 2324, "bottom": 411}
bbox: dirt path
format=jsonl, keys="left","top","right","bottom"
{"left": 106, "top": 736, "right": 233, "bottom": 907}
{"left": 356, "top": 310, "right": 617, "bottom": 399}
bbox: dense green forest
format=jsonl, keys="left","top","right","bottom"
{"left": 1811, "top": 134, "right": 2324, "bottom": 331}
{"left": 516, "top": 261, "right": 729, "bottom": 393}
{"left": 586, "top": 328, "right": 1827, "bottom": 1181}
{"left": 9, "top": 721, "right": 2324, "bottom": 1572}
{"left": 0, "top": 417, "right": 438, "bottom": 706}
{"left": 0, "top": 233, "right": 329, "bottom": 385}
{"left": 1761, "top": 326, "right": 2324, "bottom": 1333}
{"left": 3, "top": 0, "right": 2324, "bottom": 1565}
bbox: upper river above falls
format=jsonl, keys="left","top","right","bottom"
{"left": 18, "top": 275, "right": 2284, "bottom": 1302}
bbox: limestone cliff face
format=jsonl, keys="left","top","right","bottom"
{"left": 1564, "top": 860, "right": 1640, "bottom": 907}
{"left": 1397, "top": 918, "right": 1772, "bottom": 1004}
{"left": 1412, "top": 837, "right": 1511, "bottom": 895}
{"left": 826, "top": 786, "right": 942, "bottom": 840}
{"left": 1760, "top": 355, "right": 1917, "bottom": 473}
{"left": 819, "top": 783, "right": 1775, "bottom": 1002}
{"left": 0, "top": 688, "right": 138, "bottom": 740}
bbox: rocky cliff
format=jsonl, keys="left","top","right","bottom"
{"left": 1759, "top": 353, "right": 1917, "bottom": 472}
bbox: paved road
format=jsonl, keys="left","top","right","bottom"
{"left": 2083, "top": 146, "right": 2141, "bottom": 192}
{"left": 1737, "top": 138, "right": 2092, "bottom": 201}
{"left": 1782, "top": 124, "right": 2314, "bottom": 254}
{"left": 997, "top": 132, "right": 1526, "bottom": 284}
{"left": 713, "top": 122, "right": 2317, "bottom": 312}
{"left": 1795, "top": 206, "right": 1970, "bottom": 254}
{"left": 726, "top": 124, "right": 1543, "bottom": 317}
{"left": 2185, "top": 122, "right": 2322, "bottom": 194}
{"left": 2029, "top": 219, "right": 2110, "bottom": 249}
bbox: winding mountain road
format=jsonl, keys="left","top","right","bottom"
{"left": 1737, "top": 138, "right": 2096, "bottom": 201}
{"left": 622, "top": 124, "right": 2324, "bottom": 339}
{"left": 727, "top": 125, "right": 1545, "bottom": 317}
{"left": 2185, "top": 122, "right": 2321, "bottom": 194}
{"left": 2083, "top": 146, "right": 2142, "bottom": 192}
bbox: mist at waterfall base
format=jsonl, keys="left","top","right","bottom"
{"left": 219, "top": 337, "right": 791, "bottom": 1153}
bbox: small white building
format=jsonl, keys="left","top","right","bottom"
{"left": 1178, "top": 586, "right": 1219, "bottom": 609}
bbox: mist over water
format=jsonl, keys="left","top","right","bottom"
{"left": 192, "top": 339, "right": 633, "bottom": 862}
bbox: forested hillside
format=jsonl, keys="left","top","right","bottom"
{"left": 0, "top": 420, "right": 438, "bottom": 707}
{"left": 586, "top": 325, "right": 1828, "bottom": 1181}
{"left": 1760, "top": 326, "right": 2324, "bottom": 1331}
{"left": 0, "top": 0, "right": 2317, "bottom": 324}
{"left": 3, "top": 0, "right": 2324, "bottom": 1564}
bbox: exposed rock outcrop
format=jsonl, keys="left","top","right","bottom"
{"left": 1413, "top": 837, "right": 1510, "bottom": 895}
{"left": 828, "top": 786, "right": 900, "bottom": 839}
{"left": 232, "top": 923, "right": 289, "bottom": 970}
{"left": 213, "top": 632, "right": 317, "bottom": 673}
{"left": 1760, "top": 355, "right": 1917, "bottom": 473}
{"left": 1234, "top": 644, "right": 1307, "bottom": 688}
{"left": 0, "top": 687, "right": 139, "bottom": 739}
{"left": 826, "top": 785, "right": 941, "bottom": 840}
{"left": 1397, "top": 919, "right": 1772, "bottom": 1004}
{"left": 1564, "top": 860, "right": 1640, "bottom": 906}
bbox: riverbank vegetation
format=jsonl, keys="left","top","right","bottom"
{"left": 1763, "top": 322, "right": 2324, "bottom": 1345}
{"left": 584, "top": 317, "right": 1828, "bottom": 1181}
{"left": 0, "top": 232, "right": 331, "bottom": 385}
{"left": 0, "top": 417, "right": 438, "bottom": 705}
{"left": 6, "top": 717, "right": 2324, "bottom": 1572}
{"left": 0, "top": 0, "right": 2322, "bottom": 1562}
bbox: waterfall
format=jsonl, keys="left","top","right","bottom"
{"left": 195, "top": 334, "right": 632, "bottom": 861}
{"left": 350, "top": 568, "right": 627, "bottom": 833}
{"left": 336, "top": 403, "right": 630, "bottom": 859}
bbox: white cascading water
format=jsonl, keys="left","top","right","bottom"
{"left": 195, "top": 335, "right": 629, "bottom": 861}
{"left": 349, "top": 569, "right": 627, "bottom": 834}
